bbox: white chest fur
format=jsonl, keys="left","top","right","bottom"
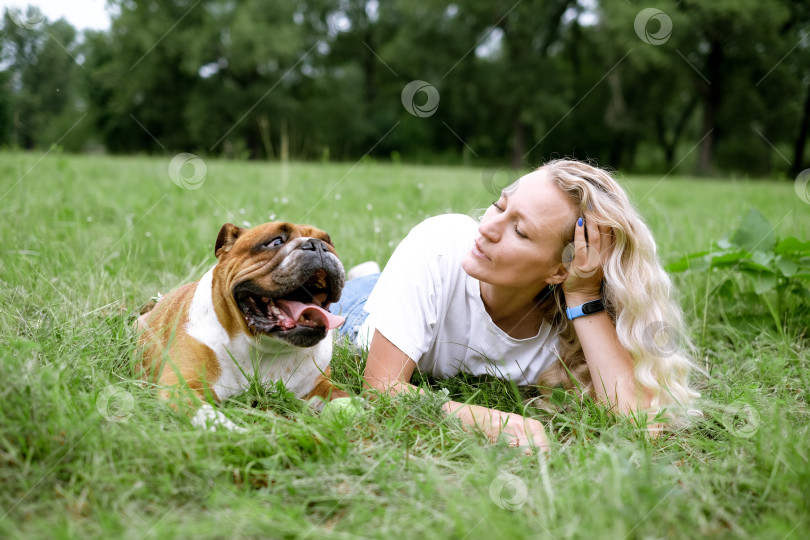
{"left": 185, "top": 266, "right": 332, "bottom": 401}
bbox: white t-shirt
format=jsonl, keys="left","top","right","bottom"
{"left": 357, "top": 213, "right": 562, "bottom": 386}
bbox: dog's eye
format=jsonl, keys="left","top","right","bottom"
{"left": 265, "top": 236, "right": 285, "bottom": 248}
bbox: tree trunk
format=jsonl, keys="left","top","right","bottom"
{"left": 696, "top": 104, "right": 716, "bottom": 176}
{"left": 655, "top": 113, "right": 677, "bottom": 169}
{"left": 696, "top": 41, "right": 723, "bottom": 176}
{"left": 610, "top": 136, "right": 625, "bottom": 169}
{"left": 280, "top": 118, "right": 289, "bottom": 162}
{"left": 510, "top": 0, "right": 573, "bottom": 166}
{"left": 791, "top": 83, "right": 810, "bottom": 176}
{"left": 257, "top": 114, "right": 274, "bottom": 159}
{"left": 511, "top": 118, "right": 526, "bottom": 169}
{"left": 656, "top": 95, "right": 698, "bottom": 170}
{"left": 363, "top": 28, "right": 376, "bottom": 114}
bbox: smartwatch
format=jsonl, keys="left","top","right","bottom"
{"left": 565, "top": 299, "right": 605, "bottom": 320}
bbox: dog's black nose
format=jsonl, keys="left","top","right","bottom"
{"left": 301, "top": 238, "right": 329, "bottom": 253}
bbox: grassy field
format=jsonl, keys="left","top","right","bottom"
{"left": 0, "top": 151, "right": 808, "bottom": 539}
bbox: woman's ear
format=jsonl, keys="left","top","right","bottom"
{"left": 547, "top": 262, "right": 568, "bottom": 286}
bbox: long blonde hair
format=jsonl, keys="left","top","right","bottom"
{"left": 529, "top": 159, "right": 700, "bottom": 422}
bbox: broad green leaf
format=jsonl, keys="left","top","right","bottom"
{"left": 775, "top": 237, "right": 810, "bottom": 254}
{"left": 776, "top": 256, "right": 798, "bottom": 277}
{"left": 741, "top": 271, "right": 777, "bottom": 294}
{"left": 690, "top": 256, "right": 710, "bottom": 272}
{"left": 751, "top": 251, "right": 773, "bottom": 267}
{"left": 754, "top": 274, "right": 778, "bottom": 294}
{"left": 707, "top": 250, "right": 750, "bottom": 268}
{"left": 730, "top": 208, "right": 776, "bottom": 253}
{"left": 717, "top": 278, "right": 735, "bottom": 299}
{"left": 665, "top": 260, "right": 690, "bottom": 273}
{"left": 740, "top": 260, "right": 776, "bottom": 273}
{"left": 666, "top": 250, "right": 713, "bottom": 272}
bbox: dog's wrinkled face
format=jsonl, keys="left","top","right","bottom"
{"left": 214, "top": 222, "right": 345, "bottom": 347}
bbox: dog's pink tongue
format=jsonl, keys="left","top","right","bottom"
{"left": 275, "top": 300, "right": 345, "bottom": 329}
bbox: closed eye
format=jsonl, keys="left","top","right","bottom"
{"left": 492, "top": 200, "right": 529, "bottom": 239}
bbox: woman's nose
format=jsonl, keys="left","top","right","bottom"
{"left": 479, "top": 212, "right": 502, "bottom": 242}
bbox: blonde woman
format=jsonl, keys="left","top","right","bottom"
{"left": 329, "top": 159, "right": 699, "bottom": 451}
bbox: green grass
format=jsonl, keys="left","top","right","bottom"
{"left": 0, "top": 151, "right": 808, "bottom": 539}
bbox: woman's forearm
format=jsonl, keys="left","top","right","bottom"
{"left": 364, "top": 379, "right": 548, "bottom": 450}
{"left": 566, "top": 296, "right": 646, "bottom": 412}
{"left": 441, "top": 400, "right": 498, "bottom": 429}
{"left": 363, "top": 377, "right": 422, "bottom": 397}
{"left": 362, "top": 331, "right": 547, "bottom": 450}
{"left": 441, "top": 400, "right": 549, "bottom": 451}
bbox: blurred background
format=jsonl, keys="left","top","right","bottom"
{"left": 0, "top": 0, "right": 807, "bottom": 177}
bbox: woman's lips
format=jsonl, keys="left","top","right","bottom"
{"left": 472, "top": 239, "right": 490, "bottom": 260}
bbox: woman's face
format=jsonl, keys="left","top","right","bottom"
{"left": 462, "top": 170, "right": 577, "bottom": 292}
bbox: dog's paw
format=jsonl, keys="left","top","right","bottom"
{"left": 191, "top": 403, "right": 247, "bottom": 433}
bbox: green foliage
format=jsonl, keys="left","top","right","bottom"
{"left": 2, "top": 1, "right": 809, "bottom": 173}
{"left": 0, "top": 10, "right": 85, "bottom": 150}
{"left": 667, "top": 208, "right": 810, "bottom": 330}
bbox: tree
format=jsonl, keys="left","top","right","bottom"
{"left": 672, "top": 0, "right": 795, "bottom": 175}
{"left": 1, "top": 7, "right": 84, "bottom": 150}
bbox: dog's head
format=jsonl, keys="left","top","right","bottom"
{"left": 214, "top": 221, "right": 345, "bottom": 347}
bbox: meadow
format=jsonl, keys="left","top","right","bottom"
{"left": 0, "top": 151, "right": 807, "bottom": 539}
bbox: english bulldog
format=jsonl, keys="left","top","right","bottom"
{"left": 136, "top": 221, "right": 346, "bottom": 431}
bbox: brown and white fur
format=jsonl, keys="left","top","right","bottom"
{"left": 135, "top": 221, "right": 345, "bottom": 431}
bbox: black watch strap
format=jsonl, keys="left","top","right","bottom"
{"left": 565, "top": 299, "right": 605, "bottom": 320}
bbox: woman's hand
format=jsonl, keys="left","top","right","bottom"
{"left": 495, "top": 411, "right": 550, "bottom": 453}
{"left": 442, "top": 402, "right": 549, "bottom": 454}
{"left": 562, "top": 217, "right": 611, "bottom": 303}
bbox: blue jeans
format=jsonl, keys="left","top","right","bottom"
{"left": 329, "top": 273, "right": 380, "bottom": 345}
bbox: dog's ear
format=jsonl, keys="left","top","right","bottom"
{"left": 215, "top": 223, "right": 243, "bottom": 259}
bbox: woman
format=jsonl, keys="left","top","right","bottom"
{"left": 330, "top": 159, "right": 699, "bottom": 451}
